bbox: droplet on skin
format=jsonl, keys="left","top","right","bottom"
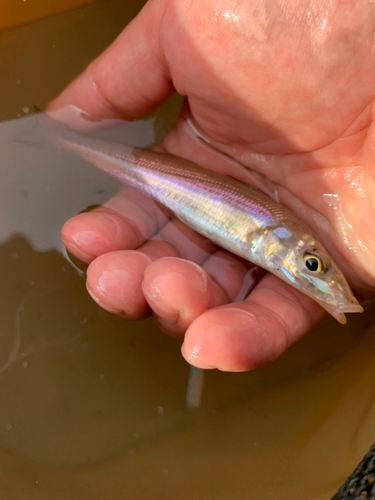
{"left": 157, "top": 406, "right": 164, "bottom": 416}
{"left": 213, "top": 0, "right": 268, "bottom": 41}
{"left": 185, "top": 345, "right": 202, "bottom": 362}
{"left": 22, "top": 106, "right": 30, "bottom": 114}
{"left": 22, "top": 361, "right": 28, "bottom": 368}
{"left": 6, "top": 424, "right": 12, "bottom": 431}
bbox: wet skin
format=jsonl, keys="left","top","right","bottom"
{"left": 50, "top": 0, "right": 375, "bottom": 371}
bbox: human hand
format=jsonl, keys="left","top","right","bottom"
{"left": 50, "top": 0, "right": 375, "bottom": 371}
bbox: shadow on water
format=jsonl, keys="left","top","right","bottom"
{"left": 0, "top": 1, "right": 375, "bottom": 499}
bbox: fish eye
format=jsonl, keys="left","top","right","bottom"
{"left": 303, "top": 251, "right": 326, "bottom": 274}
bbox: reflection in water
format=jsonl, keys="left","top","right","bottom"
{"left": 0, "top": 1, "right": 375, "bottom": 499}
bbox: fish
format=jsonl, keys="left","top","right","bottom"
{"left": 22, "top": 116, "right": 363, "bottom": 324}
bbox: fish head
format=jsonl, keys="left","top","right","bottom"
{"left": 260, "top": 225, "right": 363, "bottom": 324}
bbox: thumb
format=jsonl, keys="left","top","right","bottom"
{"left": 48, "top": 0, "right": 174, "bottom": 127}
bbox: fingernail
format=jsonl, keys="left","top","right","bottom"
{"left": 181, "top": 308, "right": 261, "bottom": 372}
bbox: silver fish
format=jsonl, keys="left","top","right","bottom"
{"left": 43, "top": 123, "right": 363, "bottom": 324}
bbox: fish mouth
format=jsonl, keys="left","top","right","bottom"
{"left": 324, "top": 301, "right": 364, "bottom": 325}
{"left": 337, "top": 303, "right": 364, "bottom": 314}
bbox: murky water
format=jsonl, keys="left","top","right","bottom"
{"left": 0, "top": 1, "right": 375, "bottom": 499}
{"left": 0, "top": 0, "right": 98, "bottom": 32}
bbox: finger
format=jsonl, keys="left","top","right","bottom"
{"left": 142, "top": 253, "right": 260, "bottom": 337}
{"left": 48, "top": 0, "right": 174, "bottom": 125}
{"left": 61, "top": 186, "right": 170, "bottom": 264}
{"left": 86, "top": 250, "right": 153, "bottom": 319}
{"left": 84, "top": 219, "right": 253, "bottom": 321}
{"left": 142, "top": 257, "right": 229, "bottom": 338}
{"left": 85, "top": 235, "right": 258, "bottom": 327}
{"left": 181, "top": 273, "right": 328, "bottom": 372}
{"left": 62, "top": 211, "right": 143, "bottom": 265}
{"left": 86, "top": 234, "right": 188, "bottom": 318}
{"left": 84, "top": 221, "right": 217, "bottom": 318}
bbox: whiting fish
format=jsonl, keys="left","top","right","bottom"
{"left": 28, "top": 118, "right": 363, "bottom": 324}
